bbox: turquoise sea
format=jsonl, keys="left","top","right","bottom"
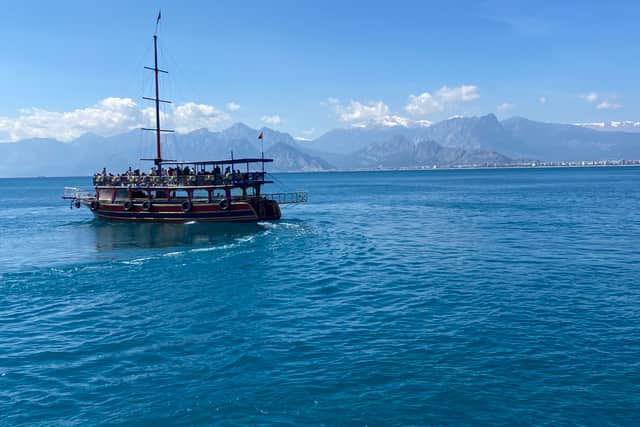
{"left": 1, "top": 168, "right": 639, "bottom": 425}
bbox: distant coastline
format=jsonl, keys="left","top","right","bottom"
{"left": 270, "top": 159, "right": 640, "bottom": 173}
{"left": 333, "top": 159, "right": 640, "bottom": 173}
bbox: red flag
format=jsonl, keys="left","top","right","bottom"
{"left": 258, "top": 131, "right": 263, "bottom": 140}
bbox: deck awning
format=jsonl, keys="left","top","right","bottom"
{"left": 141, "top": 158, "right": 273, "bottom": 166}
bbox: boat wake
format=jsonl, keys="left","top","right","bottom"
{"left": 258, "top": 221, "right": 303, "bottom": 230}
{"left": 121, "top": 231, "right": 265, "bottom": 265}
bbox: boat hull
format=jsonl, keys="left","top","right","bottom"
{"left": 86, "top": 200, "right": 280, "bottom": 223}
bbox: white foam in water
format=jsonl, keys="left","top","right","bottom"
{"left": 79, "top": 264, "right": 112, "bottom": 272}
{"left": 236, "top": 235, "right": 256, "bottom": 243}
{"left": 114, "top": 230, "right": 264, "bottom": 264}
{"left": 280, "top": 222, "right": 302, "bottom": 230}
{"left": 163, "top": 251, "right": 184, "bottom": 257}
{"left": 190, "top": 243, "right": 235, "bottom": 253}
{"left": 258, "top": 221, "right": 301, "bottom": 230}
{"left": 122, "top": 256, "right": 154, "bottom": 265}
{"left": 189, "top": 233, "right": 260, "bottom": 253}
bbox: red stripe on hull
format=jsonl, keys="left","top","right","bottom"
{"left": 88, "top": 200, "right": 281, "bottom": 223}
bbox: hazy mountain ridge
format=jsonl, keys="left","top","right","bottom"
{"left": 0, "top": 124, "right": 322, "bottom": 177}
{"left": 349, "top": 136, "right": 511, "bottom": 169}
{"left": 500, "top": 117, "right": 640, "bottom": 160}
{"left": 1, "top": 116, "right": 640, "bottom": 177}
{"left": 302, "top": 114, "right": 640, "bottom": 163}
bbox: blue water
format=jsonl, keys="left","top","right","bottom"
{"left": 1, "top": 168, "right": 640, "bottom": 425}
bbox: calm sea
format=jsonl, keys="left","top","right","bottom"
{"left": 1, "top": 168, "right": 639, "bottom": 425}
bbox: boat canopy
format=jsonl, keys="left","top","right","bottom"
{"left": 141, "top": 157, "right": 274, "bottom": 167}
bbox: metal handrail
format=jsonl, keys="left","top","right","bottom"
{"left": 92, "top": 172, "right": 266, "bottom": 188}
{"left": 62, "top": 187, "right": 94, "bottom": 200}
{"left": 262, "top": 192, "right": 308, "bottom": 204}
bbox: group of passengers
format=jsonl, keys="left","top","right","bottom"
{"left": 93, "top": 165, "right": 259, "bottom": 186}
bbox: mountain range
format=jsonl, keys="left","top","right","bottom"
{"left": 1, "top": 114, "right": 640, "bottom": 177}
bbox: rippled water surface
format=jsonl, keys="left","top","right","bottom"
{"left": 1, "top": 168, "right": 640, "bottom": 425}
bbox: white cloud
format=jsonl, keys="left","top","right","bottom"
{"left": 405, "top": 85, "right": 479, "bottom": 115}
{"left": 596, "top": 100, "right": 622, "bottom": 110}
{"left": 226, "top": 102, "right": 241, "bottom": 111}
{"left": 581, "top": 92, "right": 622, "bottom": 110}
{"left": 575, "top": 120, "right": 640, "bottom": 132}
{"left": 0, "top": 97, "right": 231, "bottom": 142}
{"left": 610, "top": 120, "right": 640, "bottom": 128}
{"left": 575, "top": 122, "right": 606, "bottom": 128}
{"left": 405, "top": 92, "right": 441, "bottom": 115}
{"left": 538, "top": 96, "right": 547, "bottom": 104}
{"left": 330, "top": 99, "right": 409, "bottom": 128}
{"left": 0, "top": 97, "right": 141, "bottom": 142}
{"left": 497, "top": 102, "right": 514, "bottom": 112}
{"left": 415, "top": 119, "right": 433, "bottom": 127}
{"left": 336, "top": 100, "right": 389, "bottom": 122}
{"left": 329, "top": 98, "right": 432, "bottom": 128}
{"left": 169, "top": 102, "right": 230, "bottom": 133}
{"left": 581, "top": 92, "right": 599, "bottom": 103}
{"left": 378, "top": 115, "right": 413, "bottom": 127}
{"left": 436, "top": 85, "right": 480, "bottom": 103}
{"left": 261, "top": 115, "right": 282, "bottom": 126}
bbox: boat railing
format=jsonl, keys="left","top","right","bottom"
{"left": 93, "top": 172, "right": 266, "bottom": 188}
{"left": 262, "top": 192, "right": 308, "bottom": 204}
{"left": 62, "top": 187, "right": 95, "bottom": 200}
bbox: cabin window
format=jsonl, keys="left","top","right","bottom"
{"left": 231, "top": 187, "right": 245, "bottom": 197}
{"left": 192, "top": 189, "right": 209, "bottom": 200}
{"left": 97, "top": 190, "right": 112, "bottom": 202}
{"left": 113, "top": 189, "right": 129, "bottom": 201}
{"left": 131, "top": 190, "right": 147, "bottom": 199}
{"left": 211, "top": 190, "right": 226, "bottom": 199}
{"left": 171, "top": 190, "right": 190, "bottom": 200}
{"left": 152, "top": 190, "right": 168, "bottom": 199}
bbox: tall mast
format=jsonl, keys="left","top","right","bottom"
{"left": 153, "top": 35, "right": 161, "bottom": 165}
{"left": 142, "top": 19, "right": 173, "bottom": 166}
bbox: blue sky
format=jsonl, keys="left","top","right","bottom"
{"left": 1, "top": 0, "right": 639, "bottom": 141}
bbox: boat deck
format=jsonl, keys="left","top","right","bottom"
{"left": 93, "top": 173, "right": 270, "bottom": 188}
{"left": 63, "top": 187, "right": 307, "bottom": 205}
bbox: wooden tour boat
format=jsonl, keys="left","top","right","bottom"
{"left": 63, "top": 15, "right": 307, "bottom": 222}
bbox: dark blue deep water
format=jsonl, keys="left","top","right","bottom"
{"left": 1, "top": 168, "right": 640, "bottom": 425}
